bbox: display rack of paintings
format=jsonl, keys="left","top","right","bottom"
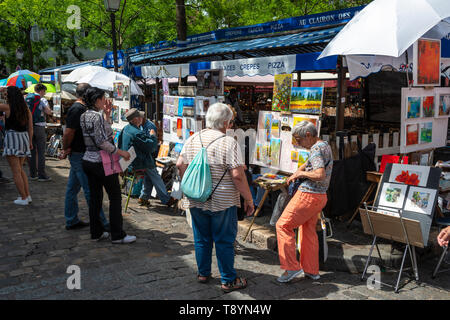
{"left": 111, "top": 80, "right": 132, "bottom": 131}
{"left": 413, "top": 37, "right": 441, "bottom": 87}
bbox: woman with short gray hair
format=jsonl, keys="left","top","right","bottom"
{"left": 276, "top": 120, "right": 333, "bottom": 283}
{"left": 177, "top": 102, "right": 254, "bottom": 293}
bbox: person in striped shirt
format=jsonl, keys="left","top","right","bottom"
{"left": 177, "top": 103, "right": 254, "bottom": 293}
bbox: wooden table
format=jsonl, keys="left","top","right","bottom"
{"left": 242, "top": 178, "right": 287, "bottom": 242}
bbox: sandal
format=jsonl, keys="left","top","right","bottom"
{"left": 221, "top": 277, "right": 247, "bottom": 293}
{"left": 197, "top": 274, "right": 211, "bottom": 283}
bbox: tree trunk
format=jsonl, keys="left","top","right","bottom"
{"left": 25, "top": 27, "right": 33, "bottom": 70}
{"left": 175, "top": 0, "right": 187, "bottom": 42}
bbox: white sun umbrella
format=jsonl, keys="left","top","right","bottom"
{"left": 63, "top": 65, "right": 109, "bottom": 83}
{"left": 318, "top": 0, "right": 450, "bottom": 59}
{"left": 76, "top": 69, "right": 144, "bottom": 96}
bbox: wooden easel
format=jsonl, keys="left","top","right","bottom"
{"left": 347, "top": 171, "right": 383, "bottom": 227}
{"left": 242, "top": 179, "right": 287, "bottom": 242}
{"left": 359, "top": 203, "right": 424, "bottom": 293}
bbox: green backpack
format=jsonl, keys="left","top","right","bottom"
{"left": 181, "top": 131, "right": 227, "bottom": 202}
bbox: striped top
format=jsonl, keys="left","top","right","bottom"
{"left": 180, "top": 129, "right": 244, "bottom": 212}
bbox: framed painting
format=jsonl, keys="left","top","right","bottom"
{"left": 290, "top": 87, "right": 323, "bottom": 115}
{"left": 413, "top": 38, "right": 441, "bottom": 87}
{"left": 404, "top": 186, "right": 437, "bottom": 216}
{"left": 378, "top": 183, "right": 408, "bottom": 209}
{"left": 422, "top": 96, "right": 434, "bottom": 118}
{"left": 419, "top": 122, "right": 432, "bottom": 144}
{"left": 437, "top": 94, "right": 450, "bottom": 117}
{"left": 388, "top": 164, "right": 430, "bottom": 187}
{"left": 270, "top": 138, "right": 281, "bottom": 167}
{"left": 406, "top": 123, "right": 419, "bottom": 146}
{"left": 272, "top": 74, "right": 293, "bottom": 112}
{"left": 407, "top": 97, "right": 421, "bottom": 119}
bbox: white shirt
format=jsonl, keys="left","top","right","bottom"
{"left": 35, "top": 98, "right": 49, "bottom": 127}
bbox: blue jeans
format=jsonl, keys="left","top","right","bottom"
{"left": 64, "top": 153, "right": 109, "bottom": 227}
{"left": 190, "top": 206, "right": 238, "bottom": 284}
{"left": 139, "top": 168, "right": 170, "bottom": 204}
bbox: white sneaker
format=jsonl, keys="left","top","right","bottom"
{"left": 18, "top": 196, "right": 32, "bottom": 203}
{"left": 14, "top": 198, "right": 29, "bottom": 205}
{"left": 112, "top": 235, "right": 136, "bottom": 244}
{"left": 304, "top": 272, "right": 320, "bottom": 280}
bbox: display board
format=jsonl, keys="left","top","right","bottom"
{"left": 400, "top": 87, "right": 450, "bottom": 153}
{"left": 252, "top": 111, "right": 320, "bottom": 173}
{"left": 111, "top": 80, "right": 132, "bottom": 131}
{"left": 374, "top": 163, "right": 441, "bottom": 246}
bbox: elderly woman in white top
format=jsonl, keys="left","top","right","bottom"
{"left": 177, "top": 103, "right": 254, "bottom": 293}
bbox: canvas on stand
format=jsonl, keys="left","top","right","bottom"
{"left": 413, "top": 38, "right": 441, "bottom": 87}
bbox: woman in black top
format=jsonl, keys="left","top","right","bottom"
{"left": 0, "top": 86, "right": 33, "bottom": 205}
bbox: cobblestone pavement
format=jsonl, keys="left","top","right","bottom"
{"left": 0, "top": 156, "right": 449, "bottom": 300}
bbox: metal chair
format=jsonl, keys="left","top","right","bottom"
{"left": 432, "top": 217, "right": 450, "bottom": 279}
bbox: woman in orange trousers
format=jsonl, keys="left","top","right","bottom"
{"left": 276, "top": 121, "right": 333, "bottom": 283}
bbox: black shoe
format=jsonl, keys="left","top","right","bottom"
{"left": 166, "top": 197, "right": 177, "bottom": 208}
{"left": 66, "top": 220, "right": 90, "bottom": 230}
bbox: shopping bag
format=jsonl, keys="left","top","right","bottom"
{"left": 100, "top": 150, "right": 122, "bottom": 176}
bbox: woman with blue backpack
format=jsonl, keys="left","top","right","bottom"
{"left": 177, "top": 102, "right": 254, "bottom": 293}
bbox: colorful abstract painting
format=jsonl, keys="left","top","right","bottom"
{"left": 406, "top": 124, "right": 419, "bottom": 146}
{"left": 407, "top": 97, "right": 421, "bottom": 119}
{"left": 422, "top": 96, "right": 434, "bottom": 117}
{"left": 420, "top": 122, "right": 432, "bottom": 144}
{"left": 272, "top": 74, "right": 293, "bottom": 111}
{"left": 290, "top": 87, "right": 323, "bottom": 114}
{"left": 414, "top": 38, "right": 441, "bottom": 86}
{"left": 438, "top": 94, "right": 450, "bottom": 117}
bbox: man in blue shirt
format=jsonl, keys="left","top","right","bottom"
{"left": 121, "top": 109, "right": 175, "bottom": 207}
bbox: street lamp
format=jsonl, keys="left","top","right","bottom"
{"left": 104, "top": 0, "right": 121, "bottom": 72}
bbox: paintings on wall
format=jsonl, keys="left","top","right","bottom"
{"left": 290, "top": 87, "right": 323, "bottom": 115}
{"left": 272, "top": 74, "right": 293, "bottom": 112}
{"left": 413, "top": 38, "right": 441, "bottom": 87}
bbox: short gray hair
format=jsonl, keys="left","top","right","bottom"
{"left": 292, "top": 121, "right": 318, "bottom": 138}
{"left": 205, "top": 102, "right": 233, "bottom": 130}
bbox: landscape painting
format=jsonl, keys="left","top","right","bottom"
{"left": 404, "top": 186, "right": 437, "bottom": 216}
{"left": 420, "top": 122, "right": 432, "bottom": 144}
{"left": 406, "top": 123, "right": 419, "bottom": 146}
{"left": 378, "top": 183, "right": 408, "bottom": 209}
{"left": 272, "top": 74, "right": 293, "bottom": 112}
{"left": 290, "top": 87, "right": 323, "bottom": 115}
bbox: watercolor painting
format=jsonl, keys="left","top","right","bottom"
{"left": 414, "top": 38, "right": 441, "bottom": 86}
{"left": 256, "top": 144, "right": 262, "bottom": 162}
{"left": 291, "top": 150, "right": 299, "bottom": 162}
{"left": 298, "top": 150, "right": 309, "bottom": 167}
{"left": 389, "top": 164, "right": 429, "bottom": 187}
{"left": 272, "top": 74, "right": 293, "bottom": 111}
{"left": 404, "top": 186, "right": 437, "bottom": 216}
{"left": 290, "top": 87, "right": 323, "bottom": 114}
{"left": 270, "top": 138, "right": 282, "bottom": 167}
{"left": 406, "top": 123, "right": 419, "bottom": 146}
{"left": 420, "top": 122, "right": 432, "bottom": 144}
{"left": 113, "top": 82, "right": 124, "bottom": 101}
{"left": 407, "top": 97, "right": 421, "bottom": 119}
{"left": 378, "top": 183, "right": 408, "bottom": 209}
{"left": 438, "top": 94, "right": 450, "bottom": 117}
{"left": 111, "top": 105, "right": 119, "bottom": 123}
{"left": 422, "top": 96, "right": 434, "bottom": 117}
{"left": 177, "top": 118, "right": 183, "bottom": 138}
{"left": 120, "top": 108, "right": 129, "bottom": 122}
{"left": 163, "top": 118, "right": 170, "bottom": 133}
{"left": 271, "top": 119, "right": 280, "bottom": 139}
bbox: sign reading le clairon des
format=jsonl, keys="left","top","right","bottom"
{"left": 211, "top": 55, "right": 296, "bottom": 77}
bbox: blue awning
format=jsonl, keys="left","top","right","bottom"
{"left": 145, "top": 25, "right": 343, "bottom": 62}
{"left": 130, "top": 48, "right": 181, "bottom": 64}
{"left": 39, "top": 60, "right": 104, "bottom": 74}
